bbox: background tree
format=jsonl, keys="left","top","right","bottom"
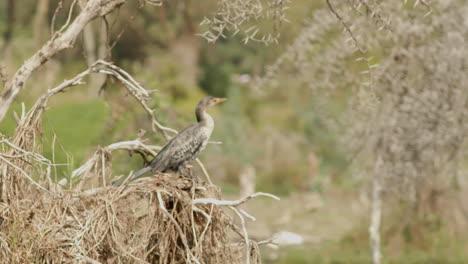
{"left": 0, "top": 0, "right": 467, "bottom": 263}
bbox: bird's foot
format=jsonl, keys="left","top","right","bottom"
{"left": 178, "top": 166, "right": 198, "bottom": 183}
{"left": 187, "top": 166, "right": 200, "bottom": 183}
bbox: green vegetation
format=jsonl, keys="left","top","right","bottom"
{"left": 273, "top": 245, "right": 468, "bottom": 264}
{"left": 42, "top": 100, "right": 109, "bottom": 172}
{"left": 1, "top": 0, "right": 467, "bottom": 263}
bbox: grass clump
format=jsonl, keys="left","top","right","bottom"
{"left": 0, "top": 173, "right": 241, "bottom": 263}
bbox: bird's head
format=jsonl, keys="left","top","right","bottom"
{"left": 196, "top": 96, "right": 227, "bottom": 122}
{"left": 199, "top": 96, "right": 227, "bottom": 109}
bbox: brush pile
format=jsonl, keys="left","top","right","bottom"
{"left": 0, "top": 135, "right": 276, "bottom": 263}
{"left": 0, "top": 61, "right": 278, "bottom": 263}
{"left": 0, "top": 170, "right": 243, "bottom": 263}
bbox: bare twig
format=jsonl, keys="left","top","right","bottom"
{"left": 53, "top": 0, "right": 79, "bottom": 40}
{"left": 230, "top": 206, "right": 250, "bottom": 264}
{"left": 70, "top": 138, "right": 161, "bottom": 187}
{"left": 50, "top": 0, "right": 64, "bottom": 35}
{"left": 326, "top": 0, "right": 363, "bottom": 53}
{"left": 192, "top": 191, "right": 280, "bottom": 263}
{"left": 195, "top": 158, "right": 214, "bottom": 185}
{"left": 193, "top": 192, "right": 280, "bottom": 206}
{"left": 0, "top": 64, "right": 8, "bottom": 88}
{"left": 144, "top": 0, "right": 162, "bottom": 6}
{"left": 157, "top": 191, "right": 200, "bottom": 264}
{"left": 0, "top": 154, "right": 59, "bottom": 197}
{"left": 93, "top": 60, "right": 178, "bottom": 139}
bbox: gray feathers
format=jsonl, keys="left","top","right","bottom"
{"left": 148, "top": 123, "right": 210, "bottom": 173}
{"left": 113, "top": 96, "right": 224, "bottom": 187}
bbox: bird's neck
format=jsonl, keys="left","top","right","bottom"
{"left": 196, "top": 107, "right": 214, "bottom": 129}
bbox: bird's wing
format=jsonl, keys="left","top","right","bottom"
{"left": 145, "top": 124, "right": 206, "bottom": 171}
{"left": 170, "top": 125, "right": 209, "bottom": 166}
{"left": 113, "top": 124, "right": 209, "bottom": 186}
{"left": 171, "top": 131, "right": 208, "bottom": 165}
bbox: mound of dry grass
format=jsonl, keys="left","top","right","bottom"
{"left": 0, "top": 132, "right": 276, "bottom": 263}
{"left": 0, "top": 172, "right": 263, "bottom": 263}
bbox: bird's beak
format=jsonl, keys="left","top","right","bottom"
{"left": 214, "top": 98, "right": 227, "bottom": 104}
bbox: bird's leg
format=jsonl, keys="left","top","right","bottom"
{"left": 186, "top": 165, "right": 197, "bottom": 182}
{"left": 178, "top": 164, "right": 198, "bottom": 182}
{"left": 178, "top": 166, "right": 187, "bottom": 178}
{"left": 178, "top": 165, "right": 191, "bottom": 178}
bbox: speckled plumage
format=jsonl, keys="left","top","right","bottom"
{"left": 114, "top": 96, "right": 225, "bottom": 186}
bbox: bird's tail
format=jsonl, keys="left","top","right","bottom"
{"left": 113, "top": 166, "right": 152, "bottom": 187}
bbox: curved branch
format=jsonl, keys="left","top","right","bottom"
{"left": 0, "top": 0, "right": 126, "bottom": 123}
{"left": 193, "top": 192, "right": 280, "bottom": 206}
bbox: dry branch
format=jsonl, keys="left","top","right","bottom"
{"left": 193, "top": 192, "right": 280, "bottom": 264}
{"left": 7, "top": 60, "right": 140, "bottom": 158}
{"left": 69, "top": 138, "right": 162, "bottom": 190}
{"left": 94, "top": 61, "right": 177, "bottom": 139}
{"left": 193, "top": 192, "right": 280, "bottom": 207}
{"left": 0, "top": 0, "right": 126, "bottom": 123}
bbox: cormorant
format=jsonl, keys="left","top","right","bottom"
{"left": 114, "top": 96, "right": 227, "bottom": 186}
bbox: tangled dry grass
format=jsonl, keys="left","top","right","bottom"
{"left": 0, "top": 171, "right": 251, "bottom": 263}
{"left": 0, "top": 60, "right": 279, "bottom": 263}
{"left": 0, "top": 127, "right": 276, "bottom": 264}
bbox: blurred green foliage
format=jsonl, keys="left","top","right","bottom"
{"left": 42, "top": 100, "right": 109, "bottom": 172}
{"left": 272, "top": 245, "right": 468, "bottom": 264}
{"left": 1, "top": 1, "right": 466, "bottom": 263}
{"left": 0, "top": 0, "right": 354, "bottom": 193}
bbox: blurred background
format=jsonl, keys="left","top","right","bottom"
{"left": 1, "top": 0, "right": 467, "bottom": 263}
